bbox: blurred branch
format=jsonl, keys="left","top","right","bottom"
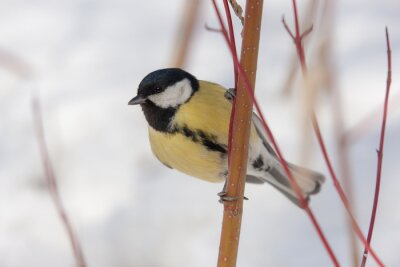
{"left": 334, "top": 95, "right": 360, "bottom": 267}
{"left": 324, "top": 0, "right": 359, "bottom": 263}
{"left": 1, "top": 48, "right": 86, "bottom": 267}
{"left": 283, "top": 1, "right": 384, "bottom": 266}
{"left": 169, "top": 0, "right": 202, "bottom": 68}
{"left": 0, "top": 48, "right": 33, "bottom": 79}
{"left": 343, "top": 90, "right": 400, "bottom": 144}
{"left": 360, "top": 27, "right": 392, "bottom": 267}
{"left": 327, "top": 27, "right": 360, "bottom": 267}
{"left": 32, "top": 95, "right": 86, "bottom": 267}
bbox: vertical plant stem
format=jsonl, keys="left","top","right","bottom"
{"left": 333, "top": 92, "right": 360, "bottom": 267}
{"left": 170, "top": 0, "right": 201, "bottom": 68}
{"left": 32, "top": 95, "right": 86, "bottom": 267}
{"left": 360, "top": 27, "right": 392, "bottom": 267}
{"left": 321, "top": 2, "right": 359, "bottom": 263}
{"left": 217, "top": 1, "right": 263, "bottom": 266}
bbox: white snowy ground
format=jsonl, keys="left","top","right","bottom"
{"left": 0, "top": 0, "right": 399, "bottom": 266}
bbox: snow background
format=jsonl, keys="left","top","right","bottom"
{"left": 0, "top": 0, "right": 400, "bottom": 266}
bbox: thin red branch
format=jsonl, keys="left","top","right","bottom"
{"left": 222, "top": 0, "right": 239, "bottom": 165}
{"left": 32, "top": 95, "right": 86, "bottom": 267}
{"left": 360, "top": 27, "right": 392, "bottom": 267}
{"left": 211, "top": 2, "right": 339, "bottom": 266}
{"left": 223, "top": 0, "right": 239, "bottom": 87}
{"left": 283, "top": 1, "right": 385, "bottom": 266}
{"left": 291, "top": 0, "right": 306, "bottom": 72}
{"left": 312, "top": 114, "right": 384, "bottom": 267}
{"left": 292, "top": 0, "right": 301, "bottom": 42}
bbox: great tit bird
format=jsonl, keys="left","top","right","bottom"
{"left": 129, "top": 68, "right": 325, "bottom": 207}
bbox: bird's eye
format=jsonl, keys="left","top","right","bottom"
{"left": 155, "top": 87, "right": 161, "bottom": 93}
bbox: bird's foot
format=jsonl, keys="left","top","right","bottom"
{"left": 224, "top": 88, "right": 236, "bottom": 103}
{"left": 218, "top": 191, "right": 249, "bottom": 204}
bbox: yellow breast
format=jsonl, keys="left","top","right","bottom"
{"left": 175, "top": 81, "right": 232, "bottom": 144}
{"left": 149, "top": 127, "right": 225, "bottom": 182}
{"left": 148, "top": 80, "right": 258, "bottom": 182}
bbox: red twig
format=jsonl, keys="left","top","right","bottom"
{"left": 211, "top": 2, "right": 339, "bottom": 266}
{"left": 32, "top": 95, "right": 86, "bottom": 267}
{"left": 292, "top": 0, "right": 306, "bottom": 72}
{"left": 312, "top": 114, "right": 384, "bottom": 267}
{"left": 222, "top": 0, "right": 239, "bottom": 164}
{"left": 283, "top": 1, "right": 385, "bottom": 266}
{"left": 223, "top": 0, "right": 239, "bottom": 87}
{"left": 360, "top": 27, "right": 392, "bottom": 267}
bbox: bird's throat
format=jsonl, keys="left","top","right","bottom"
{"left": 141, "top": 101, "right": 177, "bottom": 132}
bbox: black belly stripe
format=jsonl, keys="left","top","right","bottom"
{"left": 201, "top": 138, "right": 227, "bottom": 153}
{"left": 174, "top": 125, "right": 227, "bottom": 154}
{"left": 181, "top": 125, "right": 199, "bottom": 142}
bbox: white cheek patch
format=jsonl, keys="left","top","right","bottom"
{"left": 148, "top": 78, "right": 193, "bottom": 108}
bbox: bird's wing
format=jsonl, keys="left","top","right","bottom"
{"left": 246, "top": 175, "right": 265, "bottom": 184}
{"left": 251, "top": 113, "right": 278, "bottom": 159}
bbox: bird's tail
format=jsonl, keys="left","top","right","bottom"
{"left": 250, "top": 113, "right": 325, "bottom": 207}
{"left": 255, "top": 162, "right": 325, "bottom": 208}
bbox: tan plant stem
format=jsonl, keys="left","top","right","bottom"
{"left": 170, "top": 0, "right": 201, "bottom": 68}
{"left": 217, "top": 1, "right": 263, "bottom": 266}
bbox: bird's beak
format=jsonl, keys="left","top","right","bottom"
{"left": 128, "top": 95, "right": 146, "bottom": 105}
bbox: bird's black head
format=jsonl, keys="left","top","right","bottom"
{"left": 129, "top": 68, "right": 199, "bottom": 132}
{"left": 128, "top": 68, "right": 199, "bottom": 108}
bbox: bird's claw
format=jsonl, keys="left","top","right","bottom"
{"left": 218, "top": 191, "right": 248, "bottom": 204}
{"left": 224, "top": 88, "right": 236, "bottom": 103}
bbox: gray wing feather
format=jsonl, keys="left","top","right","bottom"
{"left": 252, "top": 113, "right": 278, "bottom": 158}
{"left": 246, "top": 175, "right": 265, "bottom": 184}
{"left": 263, "top": 177, "right": 308, "bottom": 208}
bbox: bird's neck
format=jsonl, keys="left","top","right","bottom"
{"left": 140, "top": 101, "right": 177, "bottom": 132}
